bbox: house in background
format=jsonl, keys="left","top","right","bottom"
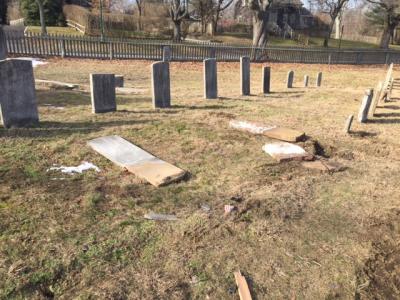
{"left": 268, "top": 0, "right": 315, "bottom": 30}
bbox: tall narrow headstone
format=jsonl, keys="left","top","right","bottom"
{"left": 151, "top": 61, "right": 171, "bottom": 108}
{"left": 0, "top": 26, "right": 7, "bottom": 60}
{"left": 204, "top": 58, "right": 218, "bottom": 99}
{"left": 90, "top": 74, "right": 116, "bottom": 113}
{"left": 0, "top": 59, "right": 39, "bottom": 128}
{"left": 304, "top": 75, "right": 309, "bottom": 87}
{"left": 262, "top": 66, "right": 271, "bottom": 94}
{"left": 316, "top": 72, "right": 322, "bottom": 87}
{"left": 344, "top": 115, "right": 354, "bottom": 134}
{"left": 287, "top": 70, "right": 294, "bottom": 88}
{"left": 240, "top": 56, "right": 250, "bottom": 96}
{"left": 369, "top": 81, "right": 383, "bottom": 117}
{"left": 357, "top": 89, "right": 373, "bottom": 123}
{"left": 162, "top": 46, "right": 171, "bottom": 62}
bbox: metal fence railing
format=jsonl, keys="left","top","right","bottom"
{"left": 5, "top": 31, "right": 400, "bottom": 65}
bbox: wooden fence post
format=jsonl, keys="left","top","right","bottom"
{"left": 59, "top": 38, "right": 66, "bottom": 58}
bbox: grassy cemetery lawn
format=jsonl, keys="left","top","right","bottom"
{"left": 1, "top": 59, "right": 400, "bottom": 299}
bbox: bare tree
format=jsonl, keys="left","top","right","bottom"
{"left": 135, "top": 0, "right": 145, "bottom": 30}
{"left": 35, "top": 0, "right": 47, "bottom": 35}
{"left": 192, "top": 0, "right": 214, "bottom": 33}
{"left": 211, "top": 0, "right": 234, "bottom": 34}
{"left": 170, "top": 0, "right": 188, "bottom": 41}
{"left": 248, "top": 0, "right": 273, "bottom": 47}
{"left": 312, "top": 0, "right": 349, "bottom": 47}
{"left": 366, "top": 0, "right": 400, "bottom": 48}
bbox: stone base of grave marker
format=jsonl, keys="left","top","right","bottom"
{"left": 90, "top": 74, "right": 116, "bottom": 113}
{"left": 151, "top": 61, "right": 171, "bottom": 108}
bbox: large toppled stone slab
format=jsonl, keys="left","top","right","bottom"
{"left": 0, "top": 59, "right": 39, "bottom": 128}
{"left": 262, "top": 142, "right": 313, "bottom": 162}
{"left": 229, "top": 120, "right": 305, "bottom": 142}
{"left": 88, "top": 135, "right": 186, "bottom": 187}
{"left": 35, "top": 79, "right": 79, "bottom": 90}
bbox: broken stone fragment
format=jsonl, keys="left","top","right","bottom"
{"left": 301, "top": 160, "right": 345, "bottom": 172}
{"left": 262, "top": 142, "right": 313, "bottom": 162}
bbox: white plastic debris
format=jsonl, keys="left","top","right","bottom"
{"left": 47, "top": 161, "right": 100, "bottom": 174}
{"left": 229, "top": 120, "right": 276, "bottom": 134}
{"left": 15, "top": 57, "right": 48, "bottom": 68}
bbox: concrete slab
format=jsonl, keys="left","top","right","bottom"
{"left": 262, "top": 142, "right": 313, "bottom": 162}
{"left": 88, "top": 135, "right": 186, "bottom": 187}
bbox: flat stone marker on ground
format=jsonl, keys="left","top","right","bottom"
{"left": 344, "top": 115, "right": 354, "bottom": 134}
{"left": 357, "top": 89, "right": 373, "bottom": 123}
{"left": 151, "top": 61, "right": 171, "bottom": 108}
{"left": 316, "top": 72, "right": 322, "bottom": 87}
{"left": 304, "top": 75, "right": 309, "bottom": 87}
{"left": 204, "top": 58, "right": 218, "bottom": 99}
{"left": 262, "top": 142, "right": 313, "bottom": 162}
{"left": 230, "top": 120, "right": 305, "bottom": 142}
{"left": 0, "top": 59, "right": 39, "bottom": 128}
{"left": 35, "top": 79, "right": 79, "bottom": 90}
{"left": 302, "top": 160, "right": 345, "bottom": 172}
{"left": 88, "top": 135, "right": 187, "bottom": 187}
{"left": 262, "top": 66, "right": 271, "bottom": 94}
{"left": 162, "top": 46, "right": 171, "bottom": 62}
{"left": 287, "top": 70, "right": 294, "bottom": 88}
{"left": 240, "top": 56, "right": 250, "bottom": 96}
{"left": 115, "top": 75, "right": 124, "bottom": 87}
{"left": 90, "top": 74, "right": 116, "bottom": 113}
{"left": 0, "top": 26, "right": 7, "bottom": 60}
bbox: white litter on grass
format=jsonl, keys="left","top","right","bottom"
{"left": 262, "top": 142, "right": 307, "bottom": 156}
{"left": 15, "top": 57, "right": 48, "bottom": 68}
{"left": 47, "top": 161, "right": 100, "bottom": 174}
{"left": 229, "top": 120, "right": 276, "bottom": 134}
{"left": 43, "top": 104, "right": 65, "bottom": 110}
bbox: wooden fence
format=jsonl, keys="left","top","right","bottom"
{"left": 5, "top": 31, "right": 400, "bottom": 65}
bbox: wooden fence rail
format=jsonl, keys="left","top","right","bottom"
{"left": 5, "top": 31, "right": 400, "bottom": 65}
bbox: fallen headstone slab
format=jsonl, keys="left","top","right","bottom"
{"left": 144, "top": 212, "right": 178, "bottom": 221}
{"left": 15, "top": 57, "right": 48, "bottom": 68}
{"left": 88, "top": 135, "right": 187, "bottom": 187}
{"left": 301, "top": 160, "right": 345, "bottom": 172}
{"left": 230, "top": 120, "right": 305, "bottom": 142}
{"left": 262, "top": 142, "right": 313, "bottom": 162}
{"left": 234, "top": 271, "right": 253, "bottom": 300}
{"left": 116, "top": 87, "right": 147, "bottom": 95}
{"left": 35, "top": 79, "right": 79, "bottom": 90}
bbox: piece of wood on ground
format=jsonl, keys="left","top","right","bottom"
{"left": 35, "top": 79, "right": 79, "bottom": 90}
{"left": 262, "top": 142, "right": 313, "bottom": 162}
{"left": 301, "top": 160, "right": 345, "bottom": 172}
{"left": 234, "top": 271, "right": 252, "bottom": 300}
{"left": 144, "top": 212, "right": 178, "bottom": 221}
{"left": 229, "top": 120, "right": 305, "bottom": 142}
{"left": 87, "top": 135, "right": 187, "bottom": 187}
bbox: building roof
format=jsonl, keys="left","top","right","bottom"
{"left": 271, "top": 0, "right": 303, "bottom": 8}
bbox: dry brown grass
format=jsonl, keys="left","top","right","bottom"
{"left": 1, "top": 58, "right": 400, "bottom": 299}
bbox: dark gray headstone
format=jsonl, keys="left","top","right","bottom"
{"left": 0, "top": 26, "right": 7, "bottom": 60}
{"left": 115, "top": 75, "right": 124, "bottom": 87}
{"left": 240, "top": 56, "right": 250, "bottom": 96}
{"left": 204, "top": 58, "right": 218, "bottom": 99}
{"left": 90, "top": 74, "right": 116, "bottom": 113}
{"left": 0, "top": 59, "right": 39, "bottom": 128}
{"left": 151, "top": 61, "right": 171, "bottom": 108}
{"left": 162, "top": 46, "right": 171, "bottom": 62}
{"left": 358, "top": 89, "right": 373, "bottom": 123}
{"left": 262, "top": 66, "right": 270, "bottom": 94}
{"left": 316, "top": 72, "right": 322, "bottom": 87}
{"left": 304, "top": 75, "right": 309, "bottom": 87}
{"left": 287, "top": 70, "right": 294, "bottom": 88}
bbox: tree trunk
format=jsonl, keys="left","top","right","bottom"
{"left": 323, "top": 19, "right": 335, "bottom": 48}
{"left": 212, "top": 15, "right": 219, "bottom": 36}
{"left": 36, "top": 0, "right": 47, "bottom": 36}
{"left": 173, "top": 20, "right": 182, "bottom": 42}
{"left": 252, "top": 12, "right": 268, "bottom": 47}
{"left": 379, "top": 19, "right": 396, "bottom": 49}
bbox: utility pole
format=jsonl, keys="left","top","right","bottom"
{"left": 100, "top": 0, "right": 105, "bottom": 41}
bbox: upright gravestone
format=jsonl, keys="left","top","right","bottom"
{"left": 151, "top": 61, "right": 171, "bottom": 108}
{"left": 115, "top": 75, "right": 124, "bottom": 87}
{"left": 287, "top": 70, "right": 294, "bottom": 88}
{"left": 344, "top": 115, "right": 354, "bottom": 134}
{"left": 316, "top": 72, "right": 323, "bottom": 87}
{"left": 90, "top": 74, "right": 116, "bottom": 113}
{"left": 358, "top": 89, "right": 373, "bottom": 123}
{"left": 0, "top": 59, "right": 39, "bottom": 128}
{"left": 240, "top": 56, "right": 250, "bottom": 96}
{"left": 304, "top": 75, "right": 309, "bottom": 87}
{"left": 204, "top": 58, "right": 218, "bottom": 99}
{"left": 0, "top": 26, "right": 7, "bottom": 60}
{"left": 262, "top": 66, "right": 271, "bottom": 94}
{"left": 162, "top": 46, "right": 171, "bottom": 62}
{"left": 369, "top": 81, "right": 383, "bottom": 118}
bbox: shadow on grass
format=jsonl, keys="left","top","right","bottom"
{"left": 374, "top": 112, "right": 400, "bottom": 117}
{"left": 350, "top": 131, "right": 378, "bottom": 138}
{"left": 172, "top": 104, "right": 228, "bottom": 110}
{"left": 381, "top": 105, "right": 400, "bottom": 110}
{"left": 367, "top": 118, "right": 400, "bottom": 124}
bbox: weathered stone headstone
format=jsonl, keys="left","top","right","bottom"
{"left": 0, "top": 59, "right": 39, "bottom": 128}
{"left": 344, "top": 115, "right": 354, "bottom": 134}
{"left": 304, "top": 75, "right": 309, "bottom": 87}
{"left": 115, "top": 75, "right": 124, "bottom": 87}
{"left": 0, "top": 26, "right": 7, "bottom": 60}
{"left": 240, "top": 56, "right": 250, "bottom": 96}
{"left": 90, "top": 74, "right": 116, "bottom": 113}
{"left": 262, "top": 66, "right": 270, "bottom": 94}
{"left": 357, "top": 89, "right": 373, "bottom": 123}
{"left": 316, "top": 72, "right": 322, "bottom": 87}
{"left": 287, "top": 70, "right": 294, "bottom": 88}
{"left": 162, "top": 46, "right": 171, "bottom": 62}
{"left": 204, "top": 58, "right": 218, "bottom": 99}
{"left": 369, "top": 81, "right": 383, "bottom": 117}
{"left": 151, "top": 61, "right": 171, "bottom": 108}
